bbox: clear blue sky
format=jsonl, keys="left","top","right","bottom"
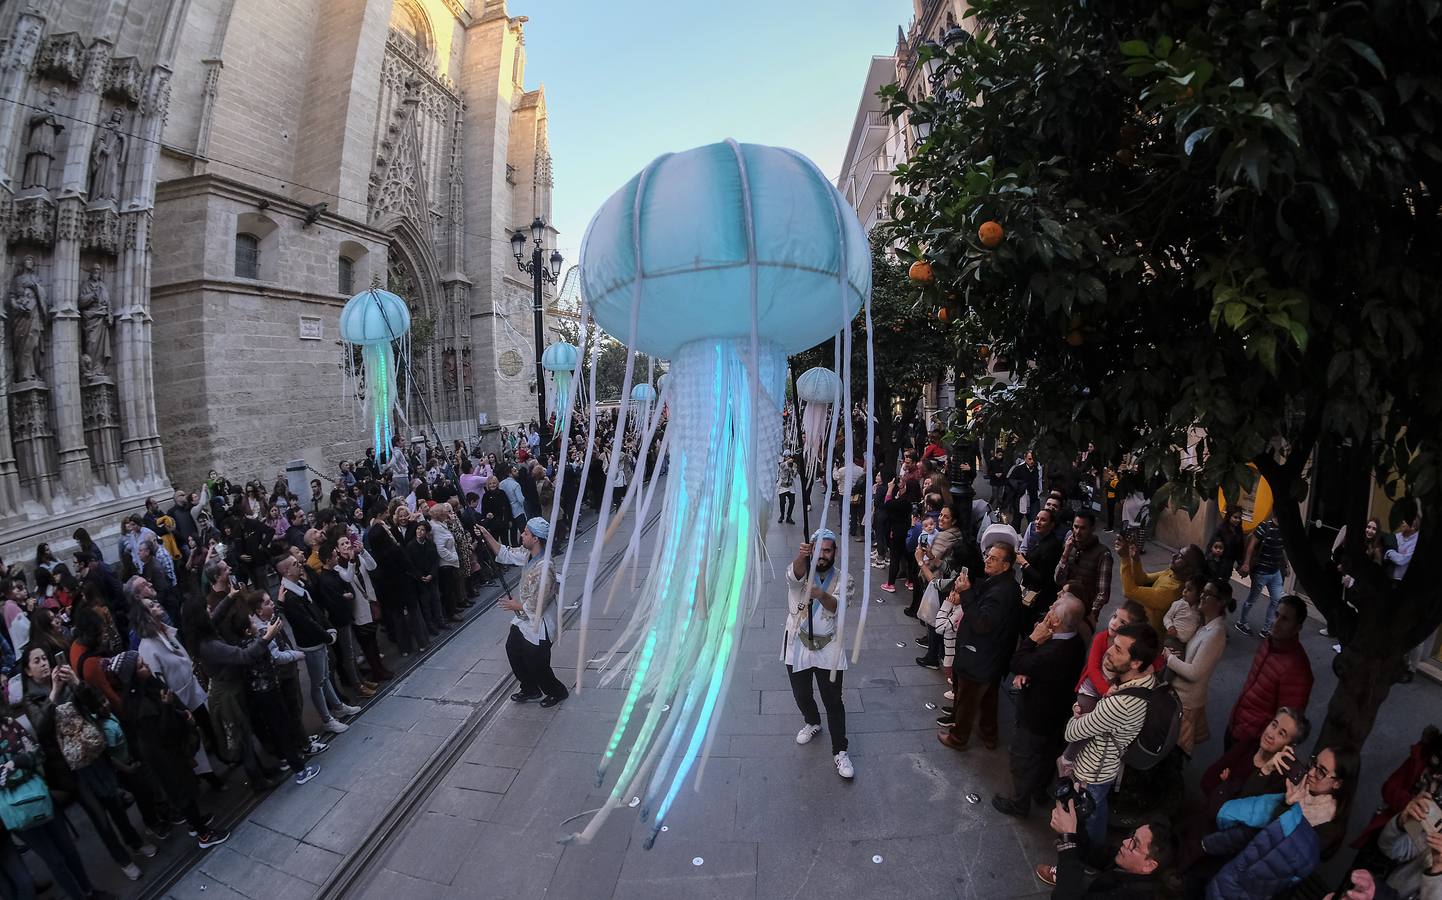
{"left": 519, "top": 0, "right": 915, "bottom": 263}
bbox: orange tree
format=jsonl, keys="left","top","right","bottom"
{"left": 884, "top": 0, "right": 1442, "bottom": 750}
{"left": 794, "top": 235, "right": 956, "bottom": 470}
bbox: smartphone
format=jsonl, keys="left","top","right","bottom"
{"left": 960, "top": 566, "right": 969, "bottom": 581}
{"left": 1286, "top": 755, "right": 1312, "bottom": 785}
{"left": 52, "top": 651, "right": 67, "bottom": 671}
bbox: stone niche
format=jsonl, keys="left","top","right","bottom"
{"left": 34, "top": 32, "right": 86, "bottom": 82}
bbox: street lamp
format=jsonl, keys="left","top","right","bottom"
{"left": 912, "top": 26, "right": 972, "bottom": 149}
{"left": 512, "top": 216, "right": 562, "bottom": 450}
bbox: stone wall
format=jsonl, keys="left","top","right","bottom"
{"left": 0, "top": 0, "right": 180, "bottom": 562}
{"left": 151, "top": 176, "right": 388, "bottom": 487}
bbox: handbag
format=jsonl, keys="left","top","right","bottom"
{"left": 54, "top": 702, "right": 107, "bottom": 770}
{"left": 917, "top": 581, "right": 941, "bottom": 623}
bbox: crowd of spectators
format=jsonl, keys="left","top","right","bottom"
{"left": 858, "top": 420, "right": 1436, "bottom": 900}
{"left": 0, "top": 411, "right": 656, "bottom": 898}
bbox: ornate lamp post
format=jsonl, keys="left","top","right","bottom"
{"left": 511, "top": 217, "right": 563, "bottom": 448}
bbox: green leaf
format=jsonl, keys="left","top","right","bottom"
{"left": 1340, "top": 39, "right": 1387, "bottom": 78}
{"left": 1184, "top": 127, "right": 1215, "bottom": 156}
{"left": 1120, "top": 39, "right": 1151, "bottom": 58}
{"left": 1286, "top": 319, "right": 1308, "bottom": 352}
{"left": 1310, "top": 182, "right": 1340, "bottom": 234}
{"left": 1222, "top": 302, "right": 1248, "bottom": 329}
{"left": 1155, "top": 36, "right": 1174, "bottom": 59}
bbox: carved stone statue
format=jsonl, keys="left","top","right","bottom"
{"left": 87, "top": 108, "right": 126, "bottom": 204}
{"left": 78, "top": 264, "right": 113, "bottom": 380}
{"left": 22, "top": 88, "right": 64, "bottom": 191}
{"left": 7, "top": 256, "right": 48, "bottom": 384}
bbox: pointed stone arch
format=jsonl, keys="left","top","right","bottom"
{"left": 384, "top": 219, "right": 444, "bottom": 431}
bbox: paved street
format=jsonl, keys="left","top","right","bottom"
{"left": 165, "top": 500, "right": 1441, "bottom": 900}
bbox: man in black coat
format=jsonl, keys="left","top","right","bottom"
{"left": 937, "top": 542, "right": 1023, "bottom": 752}
{"left": 993, "top": 592, "right": 1088, "bottom": 818}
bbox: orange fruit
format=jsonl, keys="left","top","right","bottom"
{"left": 937, "top": 306, "right": 952, "bottom": 323}
{"left": 978, "top": 221, "right": 1004, "bottom": 248}
{"left": 1066, "top": 329, "right": 1084, "bottom": 347}
{"left": 908, "top": 260, "right": 934, "bottom": 283}
{"left": 978, "top": 345, "right": 992, "bottom": 359}
{"left": 1114, "top": 148, "right": 1134, "bottom": 165}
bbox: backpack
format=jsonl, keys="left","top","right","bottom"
{"left": 53, "top": 701, "right": 107, "bottom": 770}
{"left": 1116, "top": 683, "right": 1182, "bottom": 771}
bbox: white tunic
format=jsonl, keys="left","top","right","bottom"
{"left": 496, "top": 545, "right": 560, "bottom": 645}
{"left": 780, "top": 564, "right": 850, "bottom": 673}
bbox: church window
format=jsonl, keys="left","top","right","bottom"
{"left": 338, "top": 255, "right": 354, "bottom": 294}
{"left": 235, "top": 233, "right": 260, "bottom": 279}
{"left": 389, "top": 0, "right": 433, "bottom": 62}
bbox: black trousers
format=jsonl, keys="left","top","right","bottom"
{"left": 506, "top": 625, "right": 569, "bottom": 699}
{"left": 1008, "top": 724, "right": 1058, "bottom": 808}
{"left": 778, "top": 492, "right": 795, "bottom": 520}
{"left": 248, "top": 688, "right": 305, "bottom": 770}
{"left": 786, "top": 665, "right": 847, "bottom": 754}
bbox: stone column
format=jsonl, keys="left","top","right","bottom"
{"left": 49, "top": 196, "right": 94, "bottom": 499}
{"left": 0, "top": 14, "right": 46, "bottom": 195}
{"left": 112, "top": 65, "right": 172, "bottom": 487}
{"left": 0, "top": 309, "right": 27, "bottom": 516}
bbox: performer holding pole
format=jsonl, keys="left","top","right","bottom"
{"left": 475, "top": 517, "right": 569, "bottom": 708}
{"left": 782, "top": 529, "right": 854, "bottom": 780}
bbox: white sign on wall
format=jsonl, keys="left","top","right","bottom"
{"left": 298, "top": 315, "right": 322, "bottom": 341}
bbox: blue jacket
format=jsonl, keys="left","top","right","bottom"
{"left": 1205, "top": 793, "right": 1321, "bottom": 900}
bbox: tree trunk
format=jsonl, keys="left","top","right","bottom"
{"left": 1315, "top": 646, "right": 1404, "bottom": 751}
{"left": 1256, "top": 441, "right": 1441, "bottom": 755}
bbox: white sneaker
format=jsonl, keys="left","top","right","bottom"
{"left": 332, "top": 703, "right": 362, "bottom": 718}
{"left": 944, "top": 690, "right": 955, "bottom": 701}
{"left": 136, "top": 843, "right": 158, "bottom": 858}
{"left": 321, "top": 718, "right": 349, "bottom": 734}
{"left": 294, "top": 764, "right": 321, "bottom": 785}
{"left": 121, "top": 862, "right": 142, "bottom": 881}
{"left": 834, "top": 751, "right": 854, "bottom": 779}
{"left": 795, "top": 723, "right": 822, "bottom": 745}
{"left": 306, "top": 739, "right": 329, "bottom": 756}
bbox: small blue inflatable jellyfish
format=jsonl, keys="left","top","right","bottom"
{"left": 795, "top": 366, "right": 843, "bottom": 469}
{"left": 338, "top": 288, "right": 412, "bottom": 455}
{"left": 566, "top": 140, "right": 871, "bottom": 848}
{"left": 541, "top": 341, "right": 580, "bottom": 432}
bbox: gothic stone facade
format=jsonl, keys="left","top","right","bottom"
{"left": 152, "top": 0, "right": 557, "bottom": 487}
{"left": 0, "top": 0, "right": 177, "bottom": 561}
{"left": 0, "top": 0, "right": 556, "bottom": 561}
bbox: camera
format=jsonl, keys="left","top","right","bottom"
{"left": 1052, "top": 778, "right": 1095, "bottom": 823}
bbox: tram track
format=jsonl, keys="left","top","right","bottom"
{"left": 314, "top": 505, "right": 661, "bottom": 899}
{"left": 130, "top": 507, "right": 633, "bottom": 900}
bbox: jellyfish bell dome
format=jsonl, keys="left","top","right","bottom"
{"left": 580, "top": 140, "right": 870, "bottom": 359}
{"left": 630, "top": 382, "right": 658, "bottom": 403}
{"left": 541, "top": 341, "right": 580, "bottom": 372}
{"left": 796, "top": 366, "right": 842, "bottom": 405}
{"left": 339, "top": 288, "right": 411, "bottom": 345}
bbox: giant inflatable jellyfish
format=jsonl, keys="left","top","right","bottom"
{"left": 555, "top": 140, "right": 875, "bottom": 848}
{"left": 338, "top": 287, "right": 412, "bottom": 455}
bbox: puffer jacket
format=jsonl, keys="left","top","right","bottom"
{"left": 1225, "top": 637, "right": 1314, "bottom": 743}
{"left": 1204, "top": 793, "right": 1321, "bottom": 900}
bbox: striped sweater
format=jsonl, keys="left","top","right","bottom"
{"left": 1063, "top": 672, "right": 1156, "bottom": 784}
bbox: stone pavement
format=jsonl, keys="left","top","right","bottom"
{"left": 169, "top": 501, "right": 1442, "bottom": 900}
{"left": 344, "top": 513, "right": 1058, "bottom": 900}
